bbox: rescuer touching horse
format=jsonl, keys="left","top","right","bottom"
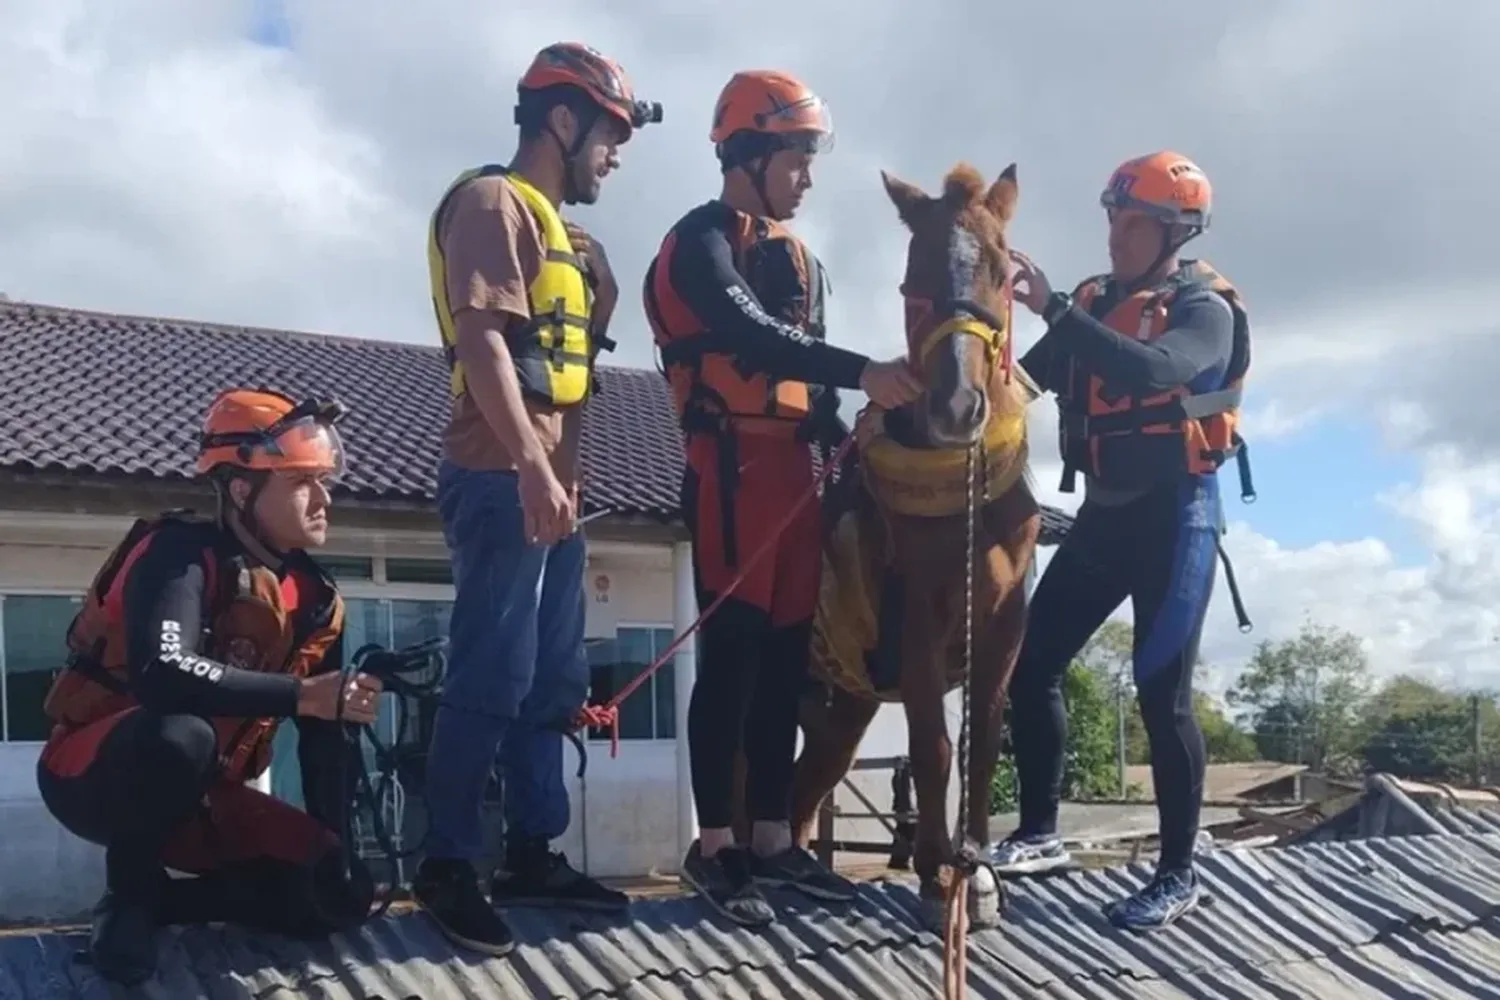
{"left": 416, "top": 41, "right": 662, "bottom": 956}
{"left": 643, "top": 69, "right": 923, "bottom": 926}
{"left": 993, "top": 151, "right": 1253, "bottom": 931}
{"left": 35, "top": 388, "right": 379, "bottom": 986}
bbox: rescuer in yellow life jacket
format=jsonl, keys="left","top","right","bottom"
{"left": 995, "top": 151, "right": 1253, "bottom": 932}
{"left": 34, "top": 388, "right": 381, "bottom": 986}
{"left": 416, "top": 42, "right": 661, "bottom": 957}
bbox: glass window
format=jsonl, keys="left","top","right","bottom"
{"left": 385, "top": 600, "right": 452, "bottom": 781}
{"left": 318, "top": 556, "right": 375, "bottom": 581}
{"left": 390, "top": 599, "right": 452, "bottom": 650}
{"left": 2, "top": 594, "right": 83, "bottom": 742}
{"left": 651, "top": 627, "right": 676, "bottom": 740}
{"left": 268, "top": 596, "right": 388, "bottom": 808}
{"left": 587, "top": 625, "right": 678, "bottom": 742}
{"left": 385, "top": 559, "right": 454, "bottom": 586}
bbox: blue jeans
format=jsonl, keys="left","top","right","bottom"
{"left": 422, "top": 461, "right": 589, "bottom": 862}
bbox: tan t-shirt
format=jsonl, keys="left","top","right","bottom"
{"left": 436, "top": 174, "right": 578, "bottom": 481}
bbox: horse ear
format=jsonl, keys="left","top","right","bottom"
{"left": 881, "top": 170, "right": 931, "bottom": 229}
{"left": 985, "top": 163, "right": 1018, "bottom": 223}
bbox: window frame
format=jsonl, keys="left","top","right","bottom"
{"left": 0, "top": 581, "right": 462, "bottom": 746}
{"left": 589, "top": 621, "right": 678, "bottom": 744}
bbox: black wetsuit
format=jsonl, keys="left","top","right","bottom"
{"left": 36, "top": 520, "right": 368, "bottom": 955}
{"left": 1011, "top": 277, "right": 1235, "bottom": 874}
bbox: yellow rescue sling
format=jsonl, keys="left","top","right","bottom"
{"left": 427, "top": 165, "right": 595, "bottom": 407}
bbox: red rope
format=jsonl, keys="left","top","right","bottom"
{"left": 573, "top": 433, "right": 859, "bottom": 754}
{"left": 1001, "top": 281, "right": 1016, "bottom": 385}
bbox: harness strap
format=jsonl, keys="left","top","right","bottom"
{"left": 1216, "top": 536, "right": 1253, "bottom": 633}
{"left": 1060, "top": 385, "right": 1243, "bottom": 440}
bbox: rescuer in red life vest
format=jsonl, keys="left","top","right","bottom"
{"left": 34, "top": 388, "right": 383, "bottom": 985}
{"left": 643, "top": 69, "right": 923, "bottom": 927}
{"left": 994, "top": 151, "right": 1254, "bottom": 932}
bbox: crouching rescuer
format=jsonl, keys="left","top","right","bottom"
{"left": 34, "top": 388, "right": 383, "bottom": 986}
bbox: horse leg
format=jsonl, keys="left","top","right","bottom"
{"left": 959, "top": 562, "right": 1031, "bottom": 929}
{"left": 897, "top": 606, "right": 954, "bottom": 926}
{"left": 790, "top": 685, "right": 880, "bottom": 850}
{"left": 958, "top": 500, "right": 1041, "bottom": 928}
{"left": 967, "top": 527, "right": 1037, "bottom": 847}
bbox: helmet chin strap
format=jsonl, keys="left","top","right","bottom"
{"left": 1122, "top": 221, "right": 1201, "bottom": 294}
{"left": 724, "top": 135, "right": 787, "bottom": 219}
{"left": 217, "top": 472, "right": 285, "bottom": 568}
{"left": 545, "top": 105, "right": 601, "bottom": 205}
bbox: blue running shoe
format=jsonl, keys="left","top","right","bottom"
{"left": 1106, "top": 868, "right": 1201, "bottom": 931}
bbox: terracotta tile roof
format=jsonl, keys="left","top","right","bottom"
{"left": 0, "top": 298, "right": 1072, "bottom": 540}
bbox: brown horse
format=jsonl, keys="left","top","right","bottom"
{"left": 768, "top": 163, "right": 1040, "bottom": 928}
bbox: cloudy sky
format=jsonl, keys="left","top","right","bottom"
{"left": 4, "top": 0, "right": 1499, "bottom": 698}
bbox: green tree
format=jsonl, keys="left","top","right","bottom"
{"left": 1227, "top": 621, "right": 1372, "bottom": 770}
{"left": 1077, "top": 620, "right": 1256, "bottom": 772}
{"left": 1356, "top": 676, "right": 1497, "bottom": 782}
{"left": 991, "top": 661, "right": 1117, "bottom": 811}
{"left": 1196, "top": 690, "right": 1258, "bottom": 762}
{"left": 1061, "top": 659, "right": 1118, "bottom": 800}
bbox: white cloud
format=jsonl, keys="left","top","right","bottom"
{"left": 1064, "top": 452, "right": 1500, "bottom": 702}
{"left": 2, "top": 0, "right": 1499, "bottom": 700}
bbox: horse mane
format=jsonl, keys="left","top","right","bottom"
{"left": 941, "top": 163, "right": 986, "bottom": 208}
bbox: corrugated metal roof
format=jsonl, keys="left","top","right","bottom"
{"left": 5, "top": 832, "right": 1500, "bottom": 999}
{"left": 1295, "top": 774, "right": 1500, "bottom": 846}
{"left": 1432, "top": 805, "right": 1500, "bottom": 835}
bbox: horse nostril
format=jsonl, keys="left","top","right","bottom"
{"left": 964, "top": 392, "right": 985, "bottom": 425}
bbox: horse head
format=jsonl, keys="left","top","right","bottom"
{"left": 881, "top": 162, "right": 1023, "bottom": 451}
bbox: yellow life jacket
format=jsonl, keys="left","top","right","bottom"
{"left": 427, "top": 165, "right": 597, "bottom": 408}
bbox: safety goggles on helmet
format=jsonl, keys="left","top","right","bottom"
{"left": 1100, "top": 188, "right": 1209, "bottom": 229}
{"left": 200, "top": 397, "right": 348, "bottom": 478}
{"left": 759, "top": 96, "right": 835, "bottom": 153}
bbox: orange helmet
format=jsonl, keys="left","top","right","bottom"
{"left": 710, "top": 70, "right": 833, "bottom": 154}
{"left": 1100, "top": 151, "right": 1212, "bottom": 229}
{"left": 516, "top": 42, "right": 662, "bottom": 138}
{"left": 196, "top": 388, "right": 347, "bottom": 478}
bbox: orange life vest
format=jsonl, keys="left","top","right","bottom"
{"left": 643, "top": 208, "right": 829, "bottom": 441}
{"left": 41, "top": 511, "right": 345, "bottom": 785}
{"left": 1057, "top": 260, "right": 1254, "bottom": 499}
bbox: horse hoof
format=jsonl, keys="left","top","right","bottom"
{"left": 915, "top": 868, "right": 1005, "bottom": 932}
{"left": 967, "top": 865, "right": 1003, "bottom": 929}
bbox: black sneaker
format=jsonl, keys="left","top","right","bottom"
{"left": 751, "top": 846, "right": 857, "bottom": 902}
{"left": 412, "top": 858, "right": 515, "bottom": 957}
{"left": 491, "top": 841, "right": 629, "bottom": 913}
{"left": 87, "top": 890, "right": 158, "bottom": 987}
{"left": 679, "top": 841, "right": 775, "bottom": 927}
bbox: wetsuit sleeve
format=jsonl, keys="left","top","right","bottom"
{"left": 667, "top": 208, "right": 870, "bottom": 389}
{"left": 1051, "top": 288, "right": 1234, "bottom": 393}
{"left": 294, "top": 638, "right": 359, "bottom": 832}
{"left": 1017, "top": 331, "right": 1066, "bottom": 394}
{"left": 120, "top": 531, "right": 301, "bottom": 718}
